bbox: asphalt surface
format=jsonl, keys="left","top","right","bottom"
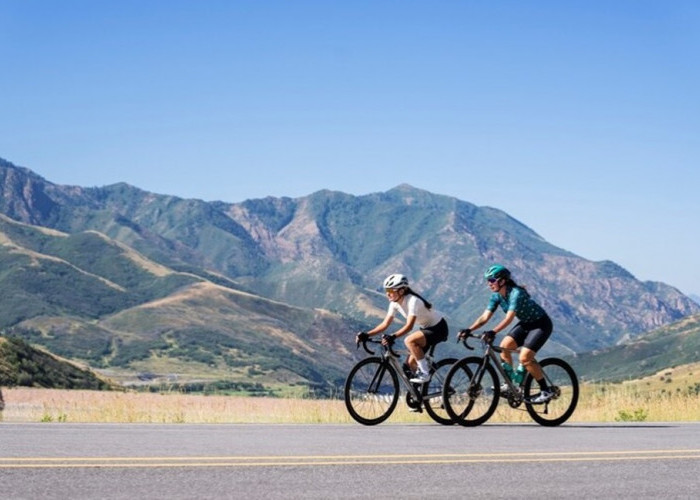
{"left": 1, "top": 422, "right": 699, "bottom": 499}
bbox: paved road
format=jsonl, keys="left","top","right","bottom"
{"left": 1, "top": 422, "right": 699, "bottom": 499}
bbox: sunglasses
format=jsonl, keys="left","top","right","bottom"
{"left": 385, "top": 288, "right": 400, "bottom": 293}
{"left": 487, "top": 278, "right": 499, "bottom": 283}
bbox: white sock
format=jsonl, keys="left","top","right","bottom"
{"left": 417, "top": 358, "right": 429, "bottom": 374}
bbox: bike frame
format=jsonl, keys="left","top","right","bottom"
{"left": 443, "top": 331, "right": 579, "bottom": 426}
{"left": 489, "top": 345, "right": 525, "bottom": 392}
{"left": 378, "top": 345, "right": 429, "bottom": 402}
{"left": 462, "top": 333, "right": 566, "bottom": 406}
{"left": 465, "top": 335, "right": 546, "bottom": 401}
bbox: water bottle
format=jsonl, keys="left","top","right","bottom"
{"left": 513, "top": 364, "right": 526, "bottom": 385}
{"left": 501, "top": 362, "right": 514, "bottom": 381}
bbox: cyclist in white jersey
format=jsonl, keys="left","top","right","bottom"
{"left": 356, "top": 274, "right": 449, "bottom": 383}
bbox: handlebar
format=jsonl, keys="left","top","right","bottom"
{"left": 457, "top": 330, "right": 485, "bottom": 351}
{"left": 356, "top": 337, "right": 401, "bottom": 357}
{"left": 457, "top": 330, "right": 506, "bottom": 354}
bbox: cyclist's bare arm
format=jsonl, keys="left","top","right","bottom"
{"left": 367, "top": 314, "right": 393, "bottom": 336}
{"left": 465, "top": 309, "right": 494, "bottom": 332}
{"left": 491, "top": 310, "right": 516, "bottom": 334}
{"left": 392, "top": 314, "right": 416, "bottom": 338}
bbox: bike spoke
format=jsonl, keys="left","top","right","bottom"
{"left": 344, "top": 358, "right": 399, "bottom": 425}
{"left": 524, "top": 358, "right": 578, "bottom": 426}
{"left": 422, "top": 357, "right": 458, "bottom": 425}
{"left": 442, "top": 357, "right": 499, "bottom": 427}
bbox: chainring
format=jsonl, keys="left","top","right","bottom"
{"left": 405, "top": 392, "right": 422, "bottom": 410}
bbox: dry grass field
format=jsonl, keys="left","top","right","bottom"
{"left": 2, "top": 366, "right": 699, "bottom": 424}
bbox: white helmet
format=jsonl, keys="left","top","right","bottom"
{"left": 383, "top": 274, "right": 408, "bottom": 289}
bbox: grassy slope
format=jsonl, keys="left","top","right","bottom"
{"left": 568, "top": 314, "right": 700, "bottom": 382}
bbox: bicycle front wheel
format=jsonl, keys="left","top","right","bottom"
{"left": 422, "top": 358, "right": 458, "bottom": 425}
{"left": 442, "top": 356, "right": 499, "bottom": 427}
{"left": 524, "top": 357, "right": 579, "bottom": 426}
{"left": 344, "top": 357, "right": 399, "bottom": 425}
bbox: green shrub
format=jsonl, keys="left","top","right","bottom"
{"left": 615, "top": 408, "right": 648, "bottom": 422}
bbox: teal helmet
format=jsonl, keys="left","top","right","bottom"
{"left": 484, "top": 264, "right": 510, "bottom": 281}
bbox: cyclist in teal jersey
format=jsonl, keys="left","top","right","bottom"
{"left": 458, "top": 264, "right": 554, "bottom": 403}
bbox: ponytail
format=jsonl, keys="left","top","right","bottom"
{"left": 506, "top": 279, "right": 529, "bottom": 296}
{"left": 406, "top": 287, "right": 432, "bottom": 309}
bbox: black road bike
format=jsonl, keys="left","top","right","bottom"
{"left": 344, "top": 338, "right": 457, "bottom": 426}
{"left": 442, "top": 331, "right": 579, "bottom": 427}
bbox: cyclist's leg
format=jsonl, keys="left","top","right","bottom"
{"left": 404, "top": 331, "right": 426, "bottom": 372}
{"left": 500, "top": 335, "right": 519, "bottom": 365}
{"left": 421, "top": 318, "right": 448, "bottom": 350}
{"left": 501, "top": 321, "right": 526, "bottom": 365}
{"left": 519, "top": 347, "right": 542, "bottom": 379}
{"left": 520, "top": 315, "right": 553, "bottom": 385}
{"left": 407, "top": 319, "right": 448, "bottom": 375}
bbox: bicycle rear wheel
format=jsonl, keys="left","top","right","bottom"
{"left": 344, "top": 357, "right": 399, "bottom": 425}
{"left": 442, "top": 356, "right": 499, "bottom": 427}
{"left": 422, "top": 357, "right": 458, "bottom": 425}
{"left": 524, "top": 357, "right": 579, "bottom": 426}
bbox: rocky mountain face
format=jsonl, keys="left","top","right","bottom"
{"left": 1, "top": 157, "right": 698, "bottom": 388}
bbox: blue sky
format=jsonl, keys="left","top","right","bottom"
{"left": 1, "top": 1, "right": 699, "bottom": 297}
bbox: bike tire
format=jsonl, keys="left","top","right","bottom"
{"left": 422, "top": 357, "right": 458, "bottom": 425}
{"left": 442, "top": 356, "right": 500, "bottom": 427}
{"left": 344, "top": 357, "right": 399, "bottom": 425}
{"left": 524, "top": 357, "right": 579, "bottom": 426}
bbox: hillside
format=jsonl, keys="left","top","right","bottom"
{"left": 567, "top": 313, "right": 700, "bottom": 382}
{"left": 0, "top": 212, "right": 364, "bottom": 390}
{"left": 0, "top": 336, "right": 112, "bottom": 390}
{"left": 1, "top": 157, "right": 699, "bottom": 390}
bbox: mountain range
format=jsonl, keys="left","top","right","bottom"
{"left": 1, "top": 157, "right": 698, "bottom": 392}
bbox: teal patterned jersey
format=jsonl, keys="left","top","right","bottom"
{"left": 487, "top": 286, "right": 546, "bottom": 323}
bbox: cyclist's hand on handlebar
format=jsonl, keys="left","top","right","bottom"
{"left": 356, "top": 331, "right": 369, "bottom": 345}
{"left": 381, "top": 334, "right": 396, "bottom": 346}
{"left": 457, "top": 328, "right": 471, "bottom": 341}
{"left": 481, "top": 330, "right": 496, "bottom": 344}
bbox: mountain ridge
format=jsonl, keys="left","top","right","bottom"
{"left": 1, "top": 156, "right": 698, "bottom": 389}
{"left": 2, "top": 156, "right": 696, "bottom": 339}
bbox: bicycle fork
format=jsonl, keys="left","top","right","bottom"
{"left": 366, "top": 362, "right": 388, "bottom": 394}
{"left": 471, "top": 356, "right": 493, "bottom": 398}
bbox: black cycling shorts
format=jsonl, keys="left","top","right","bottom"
{"left": 506, "top": 314, "right": 552, "bottom": 352}
{"left": 421, "top": 318, "right": 449, "bottom": 348}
